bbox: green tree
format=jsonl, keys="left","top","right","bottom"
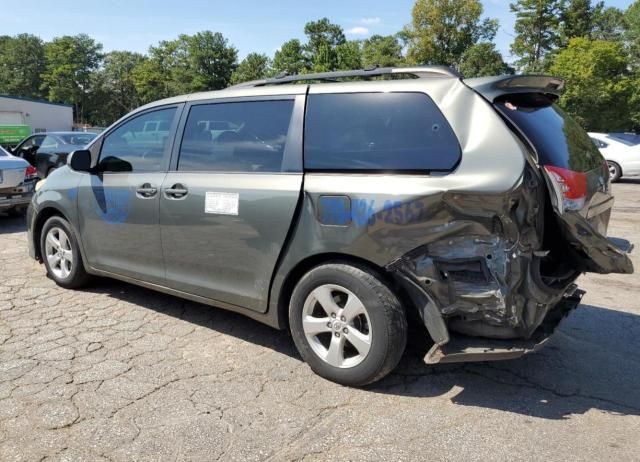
{"left": 335, "top": 41, "right": 363, "bottom": 70}
{"left": 312, "top": 43, "right": 334, "bottom": 72}
{"left": 88, "top": 51, "right": 146, "bottom": 125}
{"left": 560, "top": 0, "right": 593, "bottom": 41}
{"left": 459, "top": 42, "right": 513, "bottom": 77}
{"left": 138, "top": 31, "right": 237, "bottom": 98}
{"left": 404, "top": 0, "right": 498, "bottom": 67}
{"left": 361, "top": 35, "right": 404, "bottom": 67}
{"left": 230, "top": 53, "right": 271, "bottom": 84}
{"left": 510, "top": 0, "right": 562, "bottom": 72}
{"left": 131, "top": 58, "right": 171, "bottom": 104}
{"left": 273, "top": 39, "right": 309, "bottom": 75}
{"left": 304, "top": 18, "right": 346, "bottom": 59}
{"left": 550, "top": 37, "right": 633, "bottom": 131}
{"left": 591, "top": 5, "right": 625, "bottom": 41}
{"left": 625, "top": 1, "right": 640, "bottom": 69}
{"left": 41, "top": 34, "right": 104, "bottom": 123}
{"left": 0, "top": 34, "right": 46, "bottom": 98}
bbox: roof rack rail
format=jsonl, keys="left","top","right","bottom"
{"left": 228, "top": 65, "right": 461, "bottom": 88}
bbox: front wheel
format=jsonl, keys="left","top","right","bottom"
{"left": 40, "top": 216, "right": 90, "bottom": 289}
{"left": 289, "top": 263, "right": 407, "bottom": 386}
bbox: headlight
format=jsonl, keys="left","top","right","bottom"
{"left": 35, "top": 179, "right": 46, "bottom": 192}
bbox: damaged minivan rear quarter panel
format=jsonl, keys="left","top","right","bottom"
{"left": 271, "top": 78, "right": 564, "bottom": 345}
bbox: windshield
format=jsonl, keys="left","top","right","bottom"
{"left": 495, "top": 93, "right": 604, "bottom": 172}
{"left": 0, "top": 146, "right": 8, "bottom": 157}
{"left": 59, "top": 133, "right": 96, "bottom": 145}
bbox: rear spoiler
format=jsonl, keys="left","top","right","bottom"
{"left": 464, "top": 75, "right": 564, "bottom": 102}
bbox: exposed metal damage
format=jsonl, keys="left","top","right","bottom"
{"left": 386, "top": 164, "right": 623, "bottom": 363}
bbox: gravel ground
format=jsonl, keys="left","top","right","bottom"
{"left": 1, "top": 180, "right": 639, "bottom": 462}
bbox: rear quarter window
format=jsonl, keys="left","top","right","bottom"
{"left": 304, "top": 92, "right": 461, "bottom": 172}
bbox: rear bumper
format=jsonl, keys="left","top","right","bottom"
{"left": 0, "top": 188, "right": 33, "bottom": 210}
{"left": 424, "top": 289, "right": 584, "bottom": 364}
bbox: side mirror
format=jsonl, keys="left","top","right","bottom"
{"left": 68, "top": 149, "right": 92, "bottom": 172}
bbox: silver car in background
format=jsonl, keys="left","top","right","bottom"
{"left": 26, "top": 66, "right": 634, "bottom": 386}
{"left": 0, "top": 145, "right": 38, "bottom": 215}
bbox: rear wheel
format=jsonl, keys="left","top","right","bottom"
{"left": 40, "top": 216, "right": 90, "bottom": 289}
{"left": 289, "top": 263, "right": 407, "bottom": 386}
{"left": 607, "top": 161, "right": 622, "bottom": 182}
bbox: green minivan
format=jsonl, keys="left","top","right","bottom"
{"left": 27, "top": 66, "right": 633, "bottom": 386}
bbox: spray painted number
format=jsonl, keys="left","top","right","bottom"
{"left": 351, "top": 198, "right": 426, "bottom": 227}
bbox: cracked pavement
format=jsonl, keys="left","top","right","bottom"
{"left": 1, "top": 180, "right": 640, "bottom": 461}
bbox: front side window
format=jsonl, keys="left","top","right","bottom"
{"left": 304, "top": 92, "right": 461, "bottom": 172}
{"left": 100, "top": 108, "right": 177, "bottom": 172}
{"left": 178, "top": 100, "right": 294, "bottom": 172}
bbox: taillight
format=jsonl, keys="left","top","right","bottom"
{"left": 544, "top": 165, "right": 587, "bottom": 212}
{"left": 25, "top": 165, "right": 38, "bottom": 180}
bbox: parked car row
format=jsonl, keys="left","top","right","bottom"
{"left": 6, "top": 131, "right": 97, "bottom": 179}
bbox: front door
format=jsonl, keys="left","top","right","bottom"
{"left": 160, "top": 96, "right": 304, "bottom": 312}
{"left": 77, "top": 106, "right": 181, "bottom": 284}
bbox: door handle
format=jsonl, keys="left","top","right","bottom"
{"left": 136, "top": 183, "right": 158, "bottom": 198}
{"left": 164, "top": 184, "right": 188, "bottom": 199}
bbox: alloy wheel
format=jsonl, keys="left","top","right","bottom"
{"left": 302, "top": 284, "right": 372, "bottom": 368}
{"left": 45, "top": 227, "right": 73, "bottom": 279}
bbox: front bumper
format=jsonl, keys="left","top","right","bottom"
{"left": 424, "top": 289, "right": 584, "bottom": 364}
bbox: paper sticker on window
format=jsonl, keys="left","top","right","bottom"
{"left": 205, "top": 192, "right": 239, "bottom": 215}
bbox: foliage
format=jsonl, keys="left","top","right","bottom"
{"left": 230, "top": 53, "right": 271, "bottom": 84}
{"left": 625, "top": 1, "right": 640, "bottom": 69}
{"left": 1, "top": 4, "right": 637, "bottom": 131}
{"left": 272, "top": 39, "right": 308, "bottom": 75}
{"left": 41, "top": 34, "right": 103, "bottom": 123}
{"left": 361, "top": 35, "right": 404, "bottom": 67}
{"left": 404, "top": 0, "right": 498, "bottom": 67}
{"left": 510, "top": 0, "right": 562, "bottom": 72}
{"left": 590, "top": 5, "right": 625, "bottom": 41}
{"left": 459, "top": 42, "right": 513, "bottom": 77}
{"left": 550, "top": 37, "right": 634, "bottom": 131}
{"left": 0, "top": 34, "right": 46, "bottom": 98}
{"left": 335, "top": 41, "right": 363, "bottom": 70}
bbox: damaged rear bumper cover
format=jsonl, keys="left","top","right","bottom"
{"left": 387, "top": 234, "right": 632, "bottom": 365}
{"left": 425, "top": 289, "right": 583, "bottom": 364}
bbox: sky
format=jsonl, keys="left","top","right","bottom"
{"left": 2, "top": 0, "right": 636, "bottom": 64}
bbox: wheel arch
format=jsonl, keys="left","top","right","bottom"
{"left": 273, "top": 252, "right": 415, "bottom": 332}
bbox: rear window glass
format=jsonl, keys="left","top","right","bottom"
{"left": 495, "top": 93, "right": 603, "bottom": 172}
{"left": 304, "top": 93, "right": 460, "bottom": 172}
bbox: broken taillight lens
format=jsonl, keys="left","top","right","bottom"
{"left": 25, "top": 165, "right": 38, "bottom": 180}
{"left": 544, "top": 165, "right": 587, "bottom": 212}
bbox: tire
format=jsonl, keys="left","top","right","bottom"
{"left": 607, "top": 161, "right": 622, "bottom": 182}
{"left": 289, "top": 263, "right": 407, "bottom": 386}
{"left": 40, "top": 215, "right": 90, "bottom": 289}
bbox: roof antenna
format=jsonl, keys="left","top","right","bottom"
{"left": 364, "top": 64, "right": 379, "bottom": 72}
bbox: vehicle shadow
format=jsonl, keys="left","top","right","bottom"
{"left": 0, "top": 214, "right": 27, "bottom": 234}
{"left": 85, "top": 277, "right": 640, "bottom": 420}
{"left": 618, "top": 178, "right": 640, "bottom": 185}
{"left": 371, "top": 303, "right": 640, "bottom": 420}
